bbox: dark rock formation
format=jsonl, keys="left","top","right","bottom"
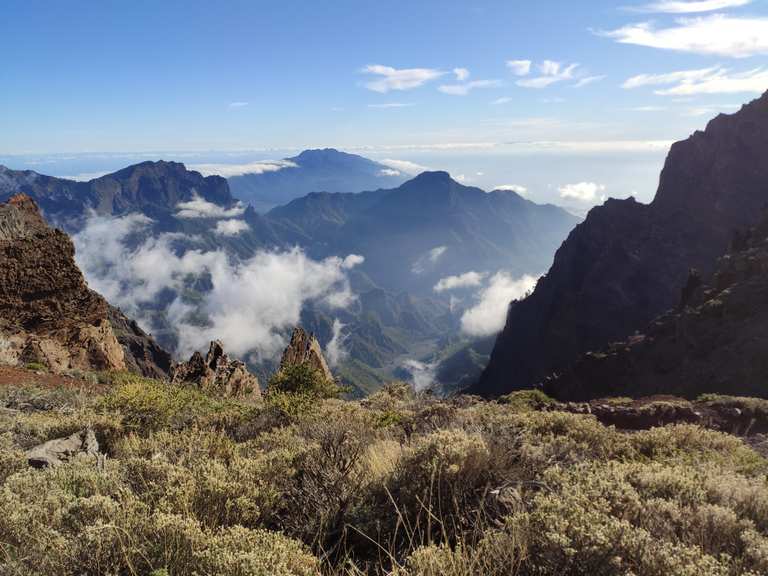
{"left": 475, "top": 90, "right": 768, "bottom": 397}
{"left": 543, "top": 212, "right": 768, "bottom": 401}
{"left": 107, "top": 306, "right": 174, "bottom": 379}
{"left": 279, "top": 327, "right": 334, "bottom": 382}
{"left": 0, "top": 194, "right": 171, "bottom": 376}
{"left": 172, "top": 340, "right": 260, "bottom": 398}
{"left": 26, "top": 428, "right": 99, "bottom": 468}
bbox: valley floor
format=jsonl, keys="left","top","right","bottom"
{"left": 1, "top": 368, "right": 768, "bottom": 575}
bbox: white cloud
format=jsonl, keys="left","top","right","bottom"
{"left": 60, "top": 171, "right": 109, "bottom": 182}
{"left": 517, "top": 61, "right": 580, "bottom": 88}
{"left": 175, "top": 194, "right": 246, "bottom": 219}
{"left": 492, "top": 96, "right": 514, "bottom": 105}
{"left": 460, "top": 273, "right": 539, "bottom": 337}
{"left": 574, "top": 75, "right": 606, "bottom": 88}
{"left": 214, "top": 219, "right": 250, "bottom": 236}
{"left": 453, "top": 67, "right": 470, "bottom": 81}
{"left": 632, "top": 0, "right": 751, "bottom": 13}
{"left": 494, "top": 184, "right": 528, "bottom": 195}
{"left": 602, "top": 15, "right": 768, "bottom": 57}
{"left": 190, "top": 159, "right": 297, "bottom": 178}
{"left": 73, "top": 213, "right": 364, "bottom": 360}
{"left": 368, "top": 102, "right": 415, "bottom": 109}
{"left": 378, "top": 168, "right": 401, "bottom": 177}
{"left": 379, "top": 158, "right": 431, "bottom": 176}
{"left": 324, "top": 318, "right": 348, "bottom": 368}
{"left": 411, "top": 245, "right": 448, "bottom": 275}
{"left": 623, "top": 66, "right": 768, "bottom": 95}
{"left": 228, "top": 102, "right": 249, "bottom": 109}
{"left": 434, "top": 271, "right": 486, "bottom": 292}
{"left": 506, "top": 60, "right": 532, "bottom": 76}
{"left": 362, "top": 64, "right": 444, "bottom": 93}
{"left": 342, "top": 254, "right": 365, "bottom": 269}
{"left": 438, "top": 79, "right": 502, "bottom": 96}
{"left": 559, "top": 181, "right": 606, "bottom": 202}
{"left": 400, "top": 359, "right": 436, "bottom": 392}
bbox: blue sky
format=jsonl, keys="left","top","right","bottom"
{"left": 2, "top": 0, "right": 768, "bottom": 211}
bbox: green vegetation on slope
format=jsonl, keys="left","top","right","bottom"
{"left": 1, "top": 374, "right": 768, "bottom": 575}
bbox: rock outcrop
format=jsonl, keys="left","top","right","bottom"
{"left": 543, "top": 212, "right": 768, "bottom": 401}
{"left": 26, "top": 428, "right": 100, "bottom": 468}
{"left": 0, "top": 194, "right": 171, "bottom": 376}
{"left": 279, "top": 327, "right": 334, "bottom": 382}
{"left": 172, "top": 340, "right": 260, "bottom": 398}
{"left": 475, "top": 90, "right": 768, "bottom": 397}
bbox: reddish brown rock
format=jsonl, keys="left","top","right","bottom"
{"left": 0, "top": 194, "right": 170, "bottom": 377}
{"left": 172, "top": 340, "right": 260, "bottom": 398}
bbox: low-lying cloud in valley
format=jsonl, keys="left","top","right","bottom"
{"left": 73, "top": 213, "right": 363, "bottom": 361}
{"left": 460, "top": 272, "right": 539, "bottom": 337}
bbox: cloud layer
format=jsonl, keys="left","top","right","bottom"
{"left": 362, "top": 64, "right": 444, "bottom": 93}
{"left": 74, "top": 213, "right": 363, "bottom": 361}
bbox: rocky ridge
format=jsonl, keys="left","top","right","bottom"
{"left": 476, "top": 90, "right": 768, "bottom": 397}
{"left": 0, "top": 194, "right": 169, "bottom": 377}
{"left": 172, "top": 340, "right": 261, "bottom": 398}
{"left": 279, "top": 327, "right": 334, "bottom": 382}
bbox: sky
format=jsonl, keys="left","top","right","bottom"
{"left": 2, "top": 0, "right": 768, "bottom": 211}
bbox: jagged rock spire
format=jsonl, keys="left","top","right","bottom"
{"left": 172, "top": 340, "right": 260, "bottom": 398}
{"left": 279, "top": 327, "right": 334, "bottom": 382}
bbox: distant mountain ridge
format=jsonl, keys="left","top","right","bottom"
{"left": 474, "top": 90, "right": 768, "bottom": 398}
{"left": 228, "top": 148, "right": 407, "bottom": 212}
{"left": 0, "top": 155, "right": 578, "bottom": 394}
{"left": 269, "top": 170, "right": 578, "bottom": 295}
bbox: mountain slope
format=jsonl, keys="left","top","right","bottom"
{"left": 0, "top": 194, "right": 171, "bottom": 377}
{"left": 474, "top": 90, "right": 768, "bottom": 397}
{"left": 543, "top": 212, "right": 768, "bottom": 400}
{"left": 228, "top": 148, "right": 406, "bottom": 212}
{"left": 269, "top": 171, "right": 580, "bottom": 295}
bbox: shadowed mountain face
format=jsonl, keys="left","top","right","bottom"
{"left": 269, "top": 170, "right": 579, "bottom": 295}
{"left": 544, "top": 213, "right": 768, "bottom": 401}
{"left": 474, "top": 90, "right": 768, "bottom": 398}
{"left": 228, "top": 148, "right": 406, "bottom": 212}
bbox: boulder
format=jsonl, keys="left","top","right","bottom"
{"left": 26, "top": 428, "right": 99, "bottom": 468}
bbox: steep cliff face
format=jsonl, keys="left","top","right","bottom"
{"left": 0, "top": 194, "right": 170, "bottom": 376}
{"left": 475, "top": 91, "right": 768, "bottom": 397}
{"left": 543, "top": 213, "right": 768, "bottom": 401}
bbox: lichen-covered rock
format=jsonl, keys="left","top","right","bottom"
{"left": 172, "top": 340, "right": 260, "bottom": 398}
{"left": 279, "top": 327, "right": 333, "bottom": 382}
{"left": 26, "top": 428, "right": 99, "bottom": 468}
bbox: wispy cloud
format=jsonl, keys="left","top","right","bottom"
{"left": 362, "top": 64, "right": 444, "bottom": 92}
{"left": 494, "top": 184, "right": 529, "bottom": 195}
{"left": 623, "top": 66, "right": 768, "bottom": 95}
{"left": 378, "top": 158, "right": 431, "bottom": 175}
{"left": 517, "top": 60, "right": 580, "bottom": 88}
{"left": 558, "top": 181, "right": 606, "bottom": 202}
{"left": 453, "top": 67, "right": 470, "bottom": 81}
{"left": 506, "top": 60, "right": 532, "bottom": 76}
{"left": 492, "top": 96, "right": 514, "bottom": 105}
{"left": 190, "top": 159, "right": 297, "bottom": 178}
{"left": 434, "top": 271, "right": 486, "bottom": 292}
{"left": 630, "top": 0, "right": 751, "bottom": 13}
{"left": 601, "top": 14, "right": 768, "bottom": 57}
{"left": 175, "top": 194, "right": 246, "bottom": 219}
{"left": 368, "top": 102, "right": 415, "bottom": 108}
{"left": 438, "top": 79, "right": 502, "bottom": 95}
{"left": 574, "top": 75, "right": 606, "bottom": 88}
